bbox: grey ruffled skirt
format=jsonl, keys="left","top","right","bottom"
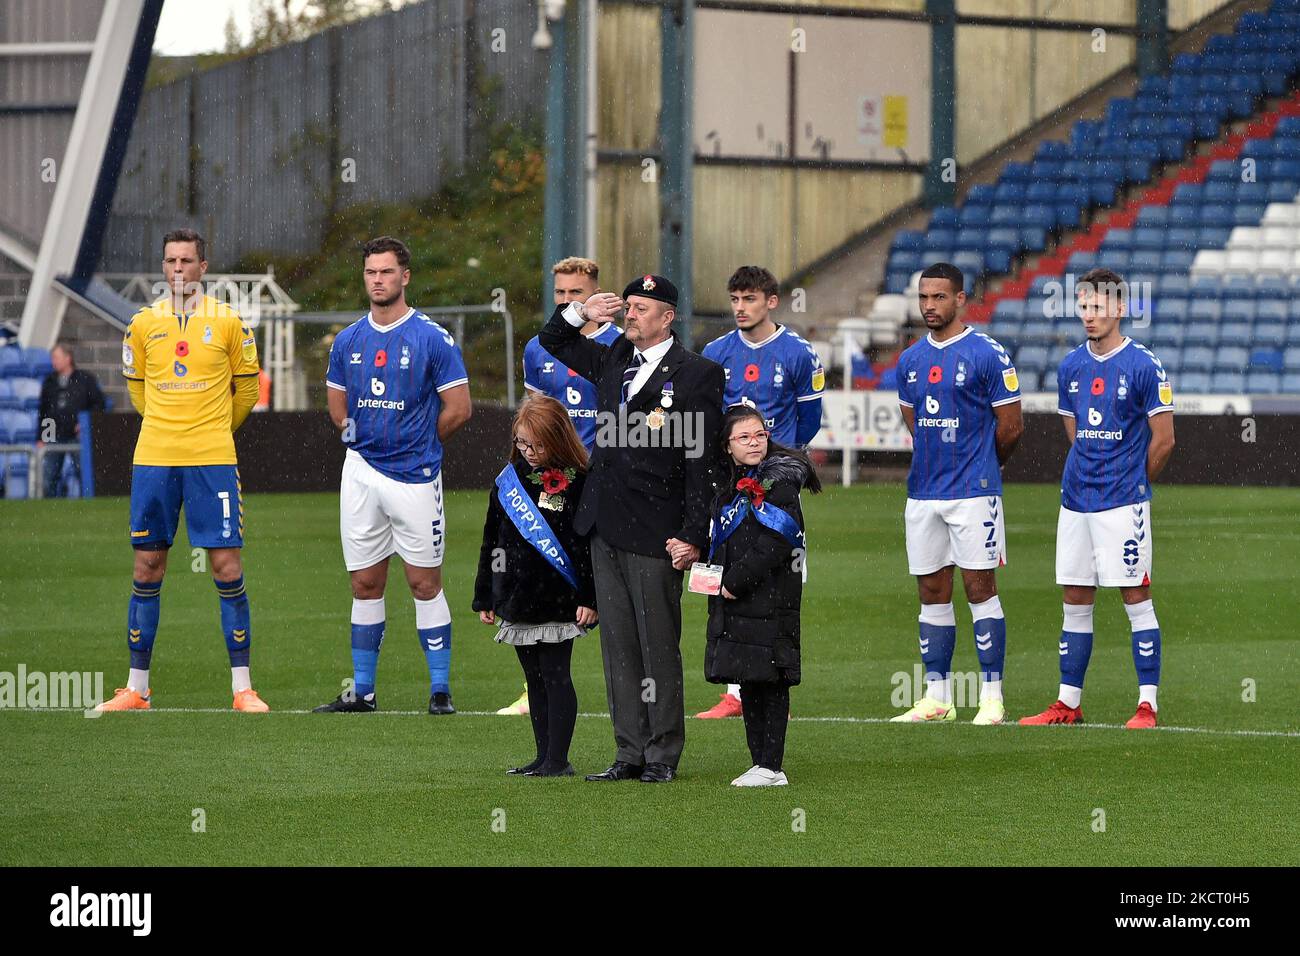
{"left": 493, "top": 620, "right": 587, "bottom": 646}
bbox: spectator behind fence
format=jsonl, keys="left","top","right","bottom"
{"left": 38, "top": 344, "right": 106, "bottom": 498}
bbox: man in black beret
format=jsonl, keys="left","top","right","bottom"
{"left": 539, "top": 273, "right": 725, "bottom": 783}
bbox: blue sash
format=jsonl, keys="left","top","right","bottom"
{"left": 494, "top": 465, "right": 580, "bottom": 590}
{"left": 708, "top": 491, "right": 805, "bottom": 563}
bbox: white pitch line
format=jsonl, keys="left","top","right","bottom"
{"left": 16, "top": 706, "right": 1300, "bottom": 739}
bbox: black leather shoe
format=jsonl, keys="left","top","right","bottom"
{"left": 639, "top": 763, "right": 676, "bottom": 783}
{"left": 584, "top": 761, "right": 644, "bottom": 781}
{"left": 428, "top": 692, "right": 455, "bottom": 715}
{"left": 524, "top": 762, "right": 575, "bottom": 777}
{"left": 506, "top": 759, "right": 544, "bottom": 775}
{"left": 313, "top": 693, "right": 376, "bottom": 713}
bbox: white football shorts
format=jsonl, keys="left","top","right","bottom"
{"left": 1056, "top": 501, "right": 1153, "bottom": 588}
{"left": 340, "top": 449, "right": 445, "bottom": 571}
{"left": 904, "top": 495, "right": 1006, "bottom": 576}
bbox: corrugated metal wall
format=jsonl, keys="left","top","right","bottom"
{"left": 101, "top": 0, "right": 545, "bottom": 271}
{"left": 0, "top": 0, "right": 104, "bottom": 247}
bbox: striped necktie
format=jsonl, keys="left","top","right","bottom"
{"left": 621, "top": 351, "right": 645, "bottom": 405}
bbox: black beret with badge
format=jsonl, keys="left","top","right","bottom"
{"left": 621, "top": 273, "right": 678, "bottom": 307}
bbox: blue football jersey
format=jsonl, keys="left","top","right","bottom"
{"left": 895, "top": 326, "right": 1021, "bottom": 500}
{"left": 522, "top": 322, "right": 622, "bottom": 450}
{"left": 700, "top": 325, "right": 825, "bottom": 445}
{"left": 325, "top": 309, "right": 469, "bottom": 483}
{"left": 1057, "top": 337, "right": 1173, "bottom": 513}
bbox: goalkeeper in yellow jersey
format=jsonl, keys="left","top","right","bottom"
{"left": 98, "top": 229, "right": 269, "bottom": 713}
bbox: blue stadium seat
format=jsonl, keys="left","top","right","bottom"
{"left": 1215, "top": 347, "right": 1251, "bottom": 372}
{"left": 1016, "top": 369, "right": 1041, "bottom": 392}
{"left": 884, "top": 271, "right": 911, "bottom": 295}
{"left": 986, "top": 227, "right": 1019, "bottom": 251}
{"left": 4, "top": 453, "right": 29, "bottom": 500}
{"left": 993, "top": 300, "right": 1027, "bottom": 320}
{"left": 1179, "top": 370, "right": 1212, "bottom": 393}
{"left": 888, "top": 251, "right": 922, "bottom": 273}
{"left": 1180, "top": 347, "right": 1214, "bottom": 373}
{"left": 989, "top": 318, "right": 1021, "bottom": 342}
{"left": 1255, "top": 275, "right": 1290, "bottom": 298}
{"left": 1157, "top": 274, "right": 1191, "bottom": 297}
{"left": 892, "top": 230, "right": 926, "bottom": 252}
{"left": 1021, "top": 227, "right": 1049, "bottom": 251}
{"left": 1130, "top": 250, "right": 1162, "bottom": 272}
{"left": 1066, "top": 252, "right": 1098, "bottom": 275}
{"left": 1162, "top": 227, "right": 1198, "bottom": 251}
{"left": 1249, "top": 348, "right": 1285, "bottom": 372}
{"left": 1015, "top": 345, "right": 1050, "bottom": 372}
{"left": 10, "top": 378, "right": 40, "bottom": 411}
{"left": 995, "top": 182, "right": 1029, "bottom": 203}
{"left": 1222, "top": 276, "right": 1258, "bottom": 300}
{"left": 1222, "top": 300, "right": 1257, "bottom": 324}
{"left": 1188, "top": 300, "right": 1222, "bottom": 322}
{"left": 958, "top": 205, "right": 992, "bottom": 228}
{"left": 954, "top": 229, "right": 986, "bottom": 252}
{"left": 1041, "top": 368, "right": 1058, "bottom": 392}
{"left": 1155, "top": 298, "right": 1189, "bottom": 324}
{"left": 1196, "top": 226, "right": 1232, "bottom": 248}
{"left": 1200, "top": 204, "right": 1234, "bottom": 228}
{"left": 1184, "top": 322, "right": 1220, "bottom": 347}
{"left": 21, "top": 349, "right": 52, "bottom": 378}
{"left": 1246, "top": 371, "right": 1282, "bottom": 393}
{"left": 1210, "top": 371, "right": 1246, "bottom": 392}
{"left": 1265, "top": 181, "right": 1300, "bottom": 203}
{"left": 1001, "top": 162, "right": 1032, "bottom": 182}
{"left": 1102, "top": 228, "right": 1133, "bottom": 251}
{"left": 1189, "top": 275, "right": 1224, "bottom": 298}
{"left": 1022, "top": 204, "right": 1056, "bottom": 230}
{"left": 1256, "top": 299, "right": 1289, "bottom": 324}
{"left": 0, "top": 348, "right": 22, "bottom": 378}
{"left": 1284, "top": 345, "right": 1300, "bottom": 370}
{"left": 1207, "top": 159, "right": 1238, "bottom": 181}
{"left": 1136, "top": 206, "right": 1170, "bottom": 227}
{"left": 929, "top": 207, "right": 959, "bottom": 230}
{"left": 965, "top": 185, "right": 997, "bottom": 206}
{"left": 989, "top": 204, "right": 1020, "bottom": 226}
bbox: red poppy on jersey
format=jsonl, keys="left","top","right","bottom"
{"left": 744, "top": 363, "right": 760, "bottom": 382}
{"left": 375, "top": 349, "right": 387, "bottom": 367}
{"left": 929, "top": 365, "right": 943, "bottom": 383}
{"left": 1091, "top": 377, "right": 1105, "bottom": 395}
{"left": 175, "top": 341, "right": 189, "bottom": 357}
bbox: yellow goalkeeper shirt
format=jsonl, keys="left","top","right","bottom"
{"left": 122, "top": 295, "right": 260, "bottom": 466}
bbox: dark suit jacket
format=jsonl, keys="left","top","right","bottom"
{"left": 539, "top": 303, "right": 725, "bottom": 558}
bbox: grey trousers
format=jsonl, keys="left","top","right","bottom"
{"left": 590, "top": 534, "right": 686, "bottom": 768}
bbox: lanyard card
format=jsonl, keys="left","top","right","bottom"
{"left": 687, "top": 562, "right": 724, "bottom": 595}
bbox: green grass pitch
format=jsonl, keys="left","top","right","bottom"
{"left": 2, "top": 482, "right": 1297, "bottom": 866}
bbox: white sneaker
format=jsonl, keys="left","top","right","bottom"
{"left": 732, "top": 767, "right": 788, "bottom": 787}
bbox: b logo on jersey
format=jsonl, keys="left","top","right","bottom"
{"left": 1091, "top": 377, "right": 1105, "bottom": 395}
{"left": 174, "top": 361, "right": 187, "bottom": 377}
{"left": 375, "top": 349, "right": 387, "bottom": 368}
{"left": 928, "top": 366, "right": 943, "bottom": 384}
{"left": 175, "top": 340, "right": 189, "bottom": 357}
{"left": 1088, "top": 407, "right": 1102, "bottom": 426}
{"left": 744, "top": 363, "right": 760, "bottom": 382}
{"left": 1158, "top": 381, "right": 1173, "bottom": 405}
{"left": 566, "top": 386, "right": 582, "bottom": 405}
{"left": 371, "top": 377, "right": 386, "bottom": 396}
{"left": 925, "top": 395, "right": 940, "bottom": 415}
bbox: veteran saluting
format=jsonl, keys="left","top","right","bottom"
{"left": 539, "top": 274, "right": 725, "bottom": 783}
